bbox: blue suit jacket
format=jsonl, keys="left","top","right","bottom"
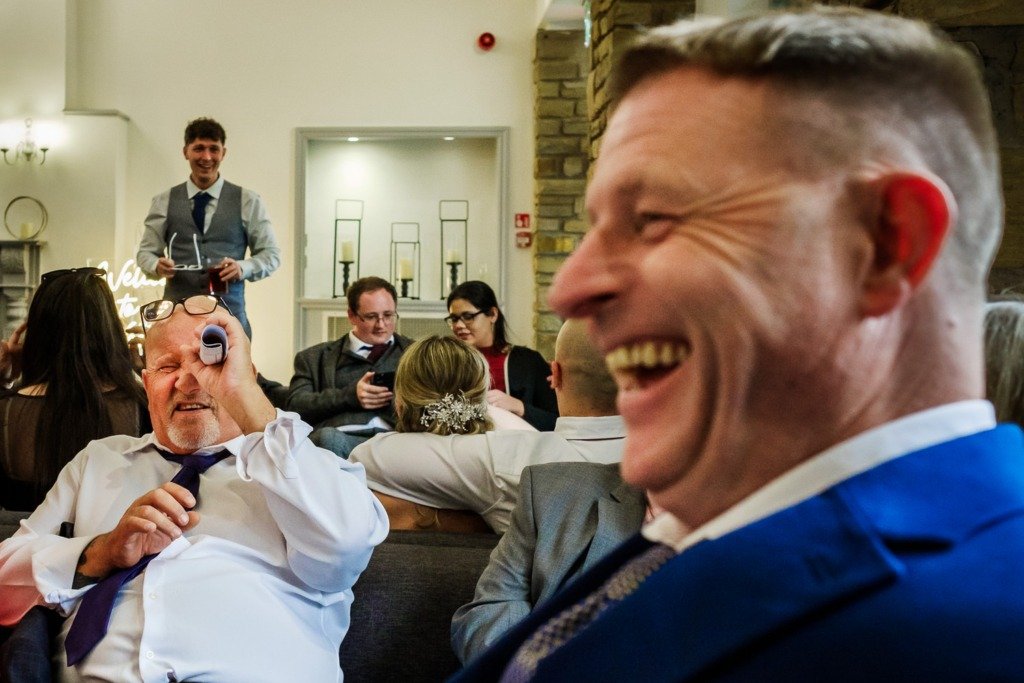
{"left": 452, "top": 426, "right": 1024, "bottom": 682}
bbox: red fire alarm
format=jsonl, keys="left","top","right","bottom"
{"left": 477, "top": 32, "right": 496, "bottom": 51}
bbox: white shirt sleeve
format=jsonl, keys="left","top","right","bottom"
{"left": 238, "top": 188, "right": 281, "bottom": 282}
{"left": 136, "top": 190, "right": 172, "bottom": 277}
{"left": 349, "top": 432, "right": 504, "bottom": 516}
{"left": 232, "top": 410, "right": 388, "bottom": 592}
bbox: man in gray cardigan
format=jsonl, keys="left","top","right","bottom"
{"left": 136, "top": 117, "right": 281, "bottom": 338}
{"left": 287, "top": 276, "right": 413, "bottom": 457}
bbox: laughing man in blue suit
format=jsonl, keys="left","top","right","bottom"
{"left": 453, "top": 7, "right": 1024, "bottom": 682}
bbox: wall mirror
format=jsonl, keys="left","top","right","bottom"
{"left": 294, "top": 127, "right": 510, "bottom": 351}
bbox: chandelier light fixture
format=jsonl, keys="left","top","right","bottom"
{"left": 1, "top": 118, "right": 49, "bottom": 165}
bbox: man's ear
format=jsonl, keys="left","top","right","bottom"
{"left": 550, "top": 360, "right": 562, "bottom": 391}
{"left": 141, "top": 368, "right": 151, "bottom": 392}
{"left": 860, "top": 172, "right": 955, "bottom": 317}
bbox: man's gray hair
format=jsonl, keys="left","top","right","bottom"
{"left": 985, "top": 299, "right": 1024, "bottom": 427}
{"left": 611, "top": 8, "right": 1002, "bottom": 299}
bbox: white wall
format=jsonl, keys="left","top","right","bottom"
{"left": 304, "top": 137, "right": 499, "bottom": 303}
{"left": 2, "top": 0, "right": 538, "bottom": 381}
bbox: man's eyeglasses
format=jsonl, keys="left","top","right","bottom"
{"left": 354, "top": 311, "right": 399, "bottom": 325}
{"left": 167, "top": 232, "right": 204, "bottom": 271}
{"left": 444, "top": 310, "right": 485, "bottom": 326}
{"left": 41, "top": 267, "right": 106, "bottom": 283}
{"left": 140, "top": 295, "right": 231, "bottom": 331}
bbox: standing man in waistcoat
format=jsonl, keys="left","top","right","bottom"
{"left": 136, "top": 117, "right": 281, "bottom": 338}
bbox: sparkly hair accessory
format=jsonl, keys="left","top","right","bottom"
{"left": 420, "top": 392, "right": 487, "bottom": 432}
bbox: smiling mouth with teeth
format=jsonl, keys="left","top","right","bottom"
{"left": 176, "top": 402, "right": 210, "bottom": 412}
{"left": 605, "top": 341, "right": 689, "bottom": 389}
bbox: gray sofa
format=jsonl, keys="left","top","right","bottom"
{"left": 0, "top": 511, "right": 498, "bottom": 682}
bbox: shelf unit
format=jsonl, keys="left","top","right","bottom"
{"left": 0, "top": 240, "right": 43, "bottom": 337}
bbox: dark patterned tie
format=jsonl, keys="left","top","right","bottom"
{"left": 500, "top": 542, "right": 677, "bottom": 682}
{"left": 191, "top": 191, "right": 211, "bottom": 233}
{"left": 361, "top": 343, "right": 390, "bottom": 363}
{"left": 64, "top": 450, "right": 230, "bottom": 665}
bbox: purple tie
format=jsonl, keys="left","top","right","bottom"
{"left": 362, "top": 343, "right": 390, "bottom": 363}
{"left": 64, "top": 450, "right": 229, "bottom": 666}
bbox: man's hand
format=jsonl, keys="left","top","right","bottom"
{"left": 486, "top": 389, "right": 525, "bottom": 417}
{"left": 178, "top": 310, "right": 276, "bottom": 434}
{"left": 156, "top": 257, "right": 177, "bottom": 279}
{"left": 218, "top": 257, "right": 243, "bottom": 282}
{"left": 74, "top": 483, "right": 198, "bottom": 586}
{"left": 357, "top": 371, "right": 393, "bottom": 410}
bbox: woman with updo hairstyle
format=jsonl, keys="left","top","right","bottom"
{"left": 392, "top": 335, "right": 493, "bottom": 435}
{"left": 0, "top": 267, "right": 148, "bottom": 510}
{"left": 350, "top": 335, "right": 533, "bottom": 532}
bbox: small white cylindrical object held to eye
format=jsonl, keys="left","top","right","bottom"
{"left": 199, "top": 324, "right": 228, "bottom": 365}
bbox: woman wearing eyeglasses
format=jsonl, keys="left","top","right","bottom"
{"left": 445, "top": 281, "right": 558, "bottom": 431}
{"left": 0, "top": 268, "right": 149, "bottom": 510}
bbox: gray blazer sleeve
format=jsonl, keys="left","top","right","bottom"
{"left": 450, "top": 467, "right": 539, "bottom": 664}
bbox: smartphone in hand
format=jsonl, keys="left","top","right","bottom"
{"left": 370, "top": 371, "right": 395, "bottom": 391}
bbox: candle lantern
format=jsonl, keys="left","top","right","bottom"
{"left": 390, "top": 222, "right": 420, "bottom": 300}
{"left": 333, "top": 199, "right": 363, "bottom": 298}
{"left": 439, "top": 200, "right": 468, "bottom": 299}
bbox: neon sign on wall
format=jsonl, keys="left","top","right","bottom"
{"left": 94, "top": 259, "right": 165, "bottom": 341}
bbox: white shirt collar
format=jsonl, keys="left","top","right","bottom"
{"left": 187, "top": 175, "right": 224, "bottom": 199}
{"left": 129, "top": 431, "right": 246, "bottom": 458}
{"left": 644, "top": 400, "right": 997, "bottom": 552}
{"left": 348, "top": 331, "right": 393, "bottom": 357}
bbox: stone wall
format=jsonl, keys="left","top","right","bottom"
{"left": 532, "top": 2, "right": 694, "bottom": 357}
{"left": 589, "top": 1, "right": 696, "bottom": 162}
{"left": 533, "top": 30, "right": 590, "bottom": 357}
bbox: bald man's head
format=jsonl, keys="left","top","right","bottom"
{"left": 553, "top": 319, "right": 618, "bottom": 415}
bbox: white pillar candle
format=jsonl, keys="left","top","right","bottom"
{"left": 339, "top": 240, "right": 355, "bottom": 262}
{"left": 446, "top": 249, "right": 462, "bottom": 264}
{"left": 19, "top": 222, "right": 33, "bottom": 239}
{"left": 398, "top": 258, "right": 414, "bottom": 280}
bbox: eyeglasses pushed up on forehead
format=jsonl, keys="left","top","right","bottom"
{"left": 41, "top": 267, "right": 107, "bottom": 283}
{"left": 139, "top": 295, "right": 232, "bottom": 332}
{"left": 354, "top": 311, "right": 399, "bottom": 325}
{"left": 443, "top": 310, "right": 485, "bottom": 326}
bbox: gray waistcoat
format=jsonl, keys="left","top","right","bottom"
{"left": 163, "top": 181, "right": 246, "bottom": 320}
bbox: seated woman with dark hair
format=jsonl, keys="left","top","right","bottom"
{"left": 0, "top": 268, "right": 148, "bottom": 510}
{"left": 351, "top": 335, "right": 530, "bottom": 533}
{"left": 445, "top": 281, "right": 558, "bottom": 430}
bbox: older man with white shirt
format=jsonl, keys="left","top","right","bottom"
{"left": 0, "top": 296, "right": 387, "bottom": 682}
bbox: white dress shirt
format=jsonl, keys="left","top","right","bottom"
{"left": 0, "top": 411, "right": 389, "bottom": 683}
{"left": 644, "top": 400, "right": 997, "bottom": 553}
{"left": 347, "top": 332, "right": 394, "bottom": 359}
{"left": 350, "top": 415, "right": 626, "bottom": 534}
